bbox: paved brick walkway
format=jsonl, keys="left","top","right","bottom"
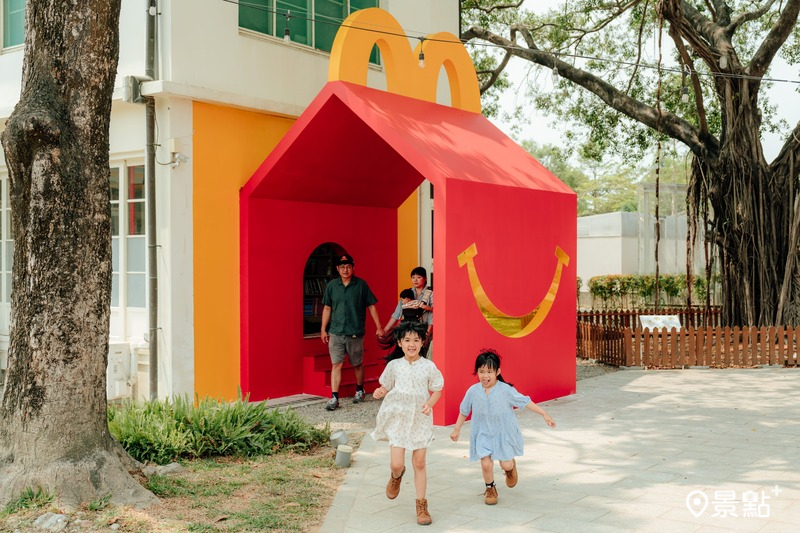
{"left": 322, "top": 368, "right": 800, "bottom": 532}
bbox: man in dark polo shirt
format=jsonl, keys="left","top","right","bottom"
{"left": 320, "top": 254, "right": 385, "bottom": 411}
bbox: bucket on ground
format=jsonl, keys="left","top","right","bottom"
{"left": 335, "top": 444, "right": 353, "bottom": 467}
{"left": 330, "top": 430, "right": 348, "bottom": 447}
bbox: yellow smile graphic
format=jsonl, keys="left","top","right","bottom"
{"left": 457, "top": 243, "right": 570, "bottom": 338}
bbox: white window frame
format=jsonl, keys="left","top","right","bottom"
{"left": 110, "top": 161, "right": 148, "bottom": 343}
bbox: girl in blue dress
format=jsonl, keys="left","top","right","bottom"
{"left": 450, "top": 350, "right": 555, "bottom": 505}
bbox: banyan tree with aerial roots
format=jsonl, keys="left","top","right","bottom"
{"left": 462, "top": 0, "right": 800, "bottom": 327}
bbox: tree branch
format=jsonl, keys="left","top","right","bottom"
{"left": 667, "top": 0, "right": 732, "bottom": 67}
{"left": 668, "top": 24, "right": 709, "bottom": 135}
{"left": 525, "top": 1, "right": 644, "bottom": 50}
{"left": 582, "top": 0, "right": 642, "bottom": 34}
{"left": 727, "top": 0, "right": 779, "bottom": 34}
{"left": 510, "top": 23, "right": 536, "bottom": 49}
{"left": 471, "top": 1, "right": 524, "bottom": 14}
{"left": 703, "top": 0, "right": 716, "bottom": 18}
{"left": 749, "top": 0, "right": 800, "bottom": 78}
{"left": 477, "top": 49, "right": 513, "bottom": 94}
{"left": 626, "top": 0, "right": 650, "bottom": 95}
{"left": 464, "top": 25, "right": 717, "bottom": 159}
{"left": 711, "top": 0, "right": 732, "bottom": 26}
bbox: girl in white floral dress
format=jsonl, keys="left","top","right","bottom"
{"left": 372, "top": 321, "right": 444, "bottom": 526}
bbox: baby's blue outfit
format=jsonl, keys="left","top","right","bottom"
{"left": 459, "top": 381, "right": 531, "bottom": 461}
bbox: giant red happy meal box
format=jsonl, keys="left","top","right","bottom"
{"left": 239, "top": 8, "right": 576, "bottom": 424}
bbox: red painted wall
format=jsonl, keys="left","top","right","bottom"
{"left": 434, "top": 179, "right": 577, "bottom": 425}
{"left": 241, "top": 197, "right": 397, "bottom": 401}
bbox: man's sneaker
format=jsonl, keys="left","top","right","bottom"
{"left": 484, "top": 484, "right": 498, "bottom": 505}
{"left": 325, "top": 398, "right": 339, "bottom": 411}
{"left": 504, "top": 459, "right": 518, "bottom": 488}
{"left": 353, "top": 390, "right": 366, "bottom": 403}
{"left": 386, "top": 467, "right": 405, "bottom": 499}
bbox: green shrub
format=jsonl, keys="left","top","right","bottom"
{"left": 692, "top": 275, "right": 707, "bottom": 300}
{"left": 616, "top": 275, "right": 636, "bottom": 308}
{"left": 636, "top": 274, "right": 657, "bottom": 305}
{"left": 587, "top": 272, "right": 720, "bottom": 308}
{"left": 691, "top": 273, "right": 722, "bottom": 301}
{"left": 108, "top": 394, "right": 330, "bottom": 465}
{"left": 659, "top": 274, "right": 684, "bottom": 302}
{"left": 588, "top": 275, "right": 618, "bottom": 307}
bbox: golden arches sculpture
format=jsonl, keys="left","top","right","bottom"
{"left": 328, "top": 8, "right": 481, "bottom": 113}
{"left": 458, "top": 243, "right": 571, "bottom": 338}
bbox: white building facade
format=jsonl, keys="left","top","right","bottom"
{"left": 0, "top": 0, "right": 448, "bottom": 400}
{"left": 577, "top": 211, "right": 708, "bottom": 291}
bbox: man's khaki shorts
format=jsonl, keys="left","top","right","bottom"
{"left": 328, "top": 334, "right": 364, "bottom": 366}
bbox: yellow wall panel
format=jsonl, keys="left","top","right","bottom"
{"left": 397, "top": 190, "right": 419, "bottom": 292}
{"left": 193, "top": 102, "right": 295, "bottom": 400}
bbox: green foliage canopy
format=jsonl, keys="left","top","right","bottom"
{"left": 461, "top": 0, "right": 798, "bottom": 165}
{"left": 522, "top": 140, "right": 689, "bottom": 215}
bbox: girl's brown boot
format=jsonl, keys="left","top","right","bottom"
{"left": 415, "top": 498, "right": 432, "bottom": 525}
{"left": 386, "top": 467, "right": 405, "bottom": 500}
{"left": 484, "top": 484, "right": 498, "bottom": 505}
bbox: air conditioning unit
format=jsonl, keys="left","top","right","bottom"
{"left": 107, "top": 342, "right": 134, "bottom": 400}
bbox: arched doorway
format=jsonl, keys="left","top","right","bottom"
{"left": 302, "top": 242, "right": 346, "bottom": 337}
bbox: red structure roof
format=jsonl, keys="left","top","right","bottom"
{"left": 243, "top": 81, "right": 573, "bottom": 203}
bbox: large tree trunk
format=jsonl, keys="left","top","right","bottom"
{"left": 689, "top": 75, "right": 799, "bottom": 327}
{"left": 658, "top": 0, "right": 800, "bottom": 328}
{"left": 0, "top": 1, "right": 155, "bottom": 509}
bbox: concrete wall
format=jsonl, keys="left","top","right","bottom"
{"left": 577, "top": 212, "right": 639, "bottom": 289}
{"left": 578, "top": 211, "right": 708, "bottom": 292}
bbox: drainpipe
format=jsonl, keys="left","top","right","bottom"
{"left": 146, "top": 0, "right": 159, "bottom": 400}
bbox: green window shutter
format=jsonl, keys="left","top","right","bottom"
{"left": 3, "top": 0, "right": 25, "bottom": 48}
{"left": 349, "top": 0, "right": 378, "bottom": 10}
{"left": 239, "top": 0, "right": 380, "bottom": 65}
{"left": 314, "top": 0, "right": 345, "bottom": 53}
{"left": 279, "top": 0, "right": 310, "bottom": 46}
{"left": 239, "top": 0, "right": 273, "bottom": 35}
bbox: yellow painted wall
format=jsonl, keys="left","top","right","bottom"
{"left": 397, "top": 191, "right": 418, "bottom": 292}
{"left": 193, "top": 102, "right": 295, "bottom": 400}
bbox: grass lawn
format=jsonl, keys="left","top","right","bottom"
{"left": 0, "top": 447, "right": 345, "bottom": 532}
